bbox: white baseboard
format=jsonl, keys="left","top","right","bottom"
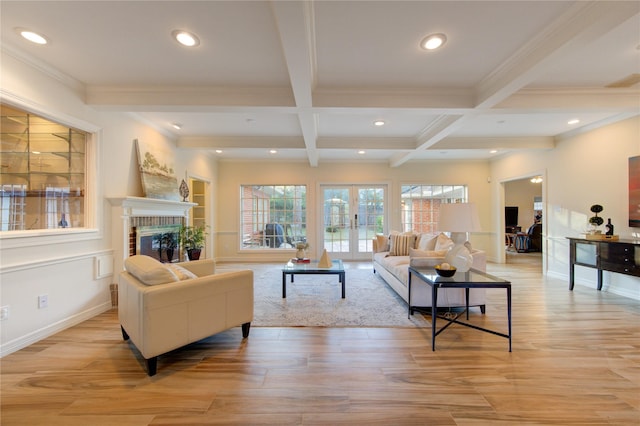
{"left": 0, "top": 302, "right": 112, "bottom": 357}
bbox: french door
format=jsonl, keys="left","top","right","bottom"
{"left": 320, "top": 184, "right": 386, "bottom": 260}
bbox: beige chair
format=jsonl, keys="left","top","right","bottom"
{"left": 118, "top": 255, "right": 253, "bottom": 376}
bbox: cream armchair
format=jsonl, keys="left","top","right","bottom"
{"left": 118, "top": 255, "right": 253, "bottom": 376}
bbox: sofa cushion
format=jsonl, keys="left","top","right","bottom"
{"left": 389, "top": 233, "right": 416, "bottom": 256}
{"left": 167, "top": 263, "right": 198, "bottom": 280}
{"left": 124, "top": 255, "right": 179, "bottom": 286}
{"left": 409, "top": 256, "right": 445, "bottom": 268}
{"left": 409, "top": 247, "right": 448, "bottom": 258}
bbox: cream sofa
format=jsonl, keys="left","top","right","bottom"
{"left": 372, "top": 232, "right": 486, "bottom": 311}
{"left": 118, "top": 255, "right": 253, "bottom": 376}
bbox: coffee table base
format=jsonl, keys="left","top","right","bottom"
{"left": 282, "top": 262, "right": 346, "bottom": 298}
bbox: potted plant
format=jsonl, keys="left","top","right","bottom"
{"left": 179, "top": 224, "right": 208, "bottom": 260}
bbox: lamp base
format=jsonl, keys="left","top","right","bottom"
{"left": 444, "top": 243, "right": 473, "bottom": 272}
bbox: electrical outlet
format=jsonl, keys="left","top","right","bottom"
{"left": 0, "top": 306, "right": 9, "bottom": 320}
{"left": 38, "top": 294, "right": 48, "bottom": 309}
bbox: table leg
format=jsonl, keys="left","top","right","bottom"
{"left": 282, "top": 272, "right": 287, "bottom": 298}
{"left": 408, "top": 272, "right": 413, "bottom": 318}
{"left": 507, "top": 285, "right": 512, "bottom": 352}
{"left": 432, "top": 284, "right": 438, "bottom": 351}
{"left": 465, "top": 288, "right": 470, "bottom": 320}
{"left": 341, "top": 272, "right": 345, "bottom": 298}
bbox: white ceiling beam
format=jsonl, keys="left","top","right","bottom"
{"left": 317, "top": 137, "right": 416, "bottom": 150}
{"left": 86, "top": 86, "right": 295, "bottom": 108}
{"left": 177, "top": 136, "right": 305, "bottom": 149}
{"left": 270, "top": 0, "right": 319, "bottom": 166}
{"left": 432, "top": 136, "right": 555, "bottom": 150}
{"left": 390, "top": 114, "right": 468, "bottom": 167}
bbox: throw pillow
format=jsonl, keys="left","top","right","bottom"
{"left": 167, "top": 264, "right": 198, "bottom": 280}
{"left": 417, "top": 233, "right": 438, "bottom": 251}
{"left": 434, "top": 233, "right": 455, "bottom": 251}
{"left": 389, "top": 234, "right": 416, "bottom": 256}
{"left": 124, "top": 255, "right": 179, "bottom": 286}
{"left": 375, "top": 234, "right": 390, "bottom": 252}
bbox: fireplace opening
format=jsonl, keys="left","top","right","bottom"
{"left": 135, "top": 225, "right": 182, "bottom": 263}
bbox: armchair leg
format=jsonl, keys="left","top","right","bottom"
{"left": 146, "top": 357, "right": 157, "bottom": 376}
{"left": 480, "top": 305, "right": 486, "bottom": 314}
{"left": 242, "top": 322, "right": 251, "bottom": 338}
{"left": 121, "top": 325, "right": 129, "bottom": 341}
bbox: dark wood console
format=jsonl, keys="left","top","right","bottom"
{"left": 568, "top": 237, "right": 640, "bottom": 291}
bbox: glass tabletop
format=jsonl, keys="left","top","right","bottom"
{"left": 409, "top": 267, "right": 509, "bottom": 285}
{"left": 283, "top": 259, "right": 344, "bottom": 272}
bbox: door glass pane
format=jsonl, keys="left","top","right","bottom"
{"left": 358, "top": 187, "right": 384, "bottom": 253}
{"left": 323, "top": 188, "right": 349, "bottom": 253}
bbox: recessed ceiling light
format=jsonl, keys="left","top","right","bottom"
{"left": 420, "top": 33, "right": 447, "bottom": 50}
{"left": 172, "top": 123, "right": 182, "bottom": 130}
{"left": 358, "top": 150, "right": 366, "bottom": 155}
{"left": 269, "top": 149, "right": 277, "bottom": 154}
{"left": 568, "top": 119, "right": 580, "bottom": 125}
{"left": 17, "top": 28, "right": 48, "bottom": 45}
{"left": 172, "top": 30, "right": 200, "bottom": 47}
{"left": 374, "top": 120, "right": 385, "bottom": 126}
{"left": 490, "top": 150, "right": 498, "bottom": 154}
{"left": 31, "top": 150, "right": 41, "bottom": 154}
{"left": 215, "top": 150, "right": 222, "bottom": 154}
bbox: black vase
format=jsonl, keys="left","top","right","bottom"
{"left": 165, "top": 249, "right": 174, "bottom": 262}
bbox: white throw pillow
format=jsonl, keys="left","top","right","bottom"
{"left": 167, "top": 264, "right": 198, "bottom": 280}
{"left": 417, "top": 233, "right": 438, "bottom": 251}
{"left": 434, "top": 233, "right": 454, "bottom": 251}
{"left": 124, "top": 255, "right": 179, "bottom": 286}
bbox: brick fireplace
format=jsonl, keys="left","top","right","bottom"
{"left": 109, "top": 196, "right": 196, "bottom": 270}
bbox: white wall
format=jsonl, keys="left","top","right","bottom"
{"left": 491, "top": 116, "right": 640, "bottom": 299}
{"left": 215, "top": 159, "right": 492, "bottom": 262}
{"left": 0, "top": 52, "right": 217, "bottom": 355}
{"left": 505, "top": 179, "right": 542, "bottom": 230}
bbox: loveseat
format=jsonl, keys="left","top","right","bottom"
{"left": 372, "top": 232, "right": 486, "bottom": 311}
{"left": 118, "top": 255, "right": 253, "bottom": 376}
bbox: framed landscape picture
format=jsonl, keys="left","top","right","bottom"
{"left": 135, "top": 139, "right": 180, "bottom": 201}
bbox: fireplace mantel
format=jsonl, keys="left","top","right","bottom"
{"left": 108, "top": 196, "right": 196, "bottom": 218}
{"left": 109, "top": 196, "right": 197, "bottom": 267}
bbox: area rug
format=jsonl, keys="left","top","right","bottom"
{"left": 217, "top": 263, "right": 430, "bottom": 327}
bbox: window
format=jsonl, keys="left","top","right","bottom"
{"left": 241, "top": 185, "right": 306, "bottom": 249}
{"left": 400, "top": 185, "right": 468, "bottom": 232}
{"left": 1, "top": 104, "right": 87, "bottom": 231}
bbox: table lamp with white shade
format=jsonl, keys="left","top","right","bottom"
{"left": 438, "top": 202, "right": 481, "bottom": 272}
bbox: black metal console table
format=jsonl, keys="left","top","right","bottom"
{"left": 567, "top": 237, "right": 640, "bottom": 291}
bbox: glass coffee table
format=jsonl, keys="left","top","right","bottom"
{"left": 282, "top": 259, "right": 345, "bottom": 298}
{"left": 408, "top": 266, "right": 512, "bottom": 352}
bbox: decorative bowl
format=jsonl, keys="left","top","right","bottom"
{"left": 434, "top": 265, "right": 456, "bottom": 277}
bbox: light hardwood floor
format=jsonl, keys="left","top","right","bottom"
{"left": 2, "top": 256, "right": 639, "bottom": 425}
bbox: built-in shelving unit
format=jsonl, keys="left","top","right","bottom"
{"left": 190, "top": 179, "right": 206, "bottom": 228}
{"left": 0, "top": 104, "right": 86, "bottom": 230}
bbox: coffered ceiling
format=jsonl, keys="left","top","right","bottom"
{"left": 1, "top": 1, "right": 639, "bottom": 166}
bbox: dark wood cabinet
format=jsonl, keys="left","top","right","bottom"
{"left": 568, "top": 237, "right": 640, "bottom": 291}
